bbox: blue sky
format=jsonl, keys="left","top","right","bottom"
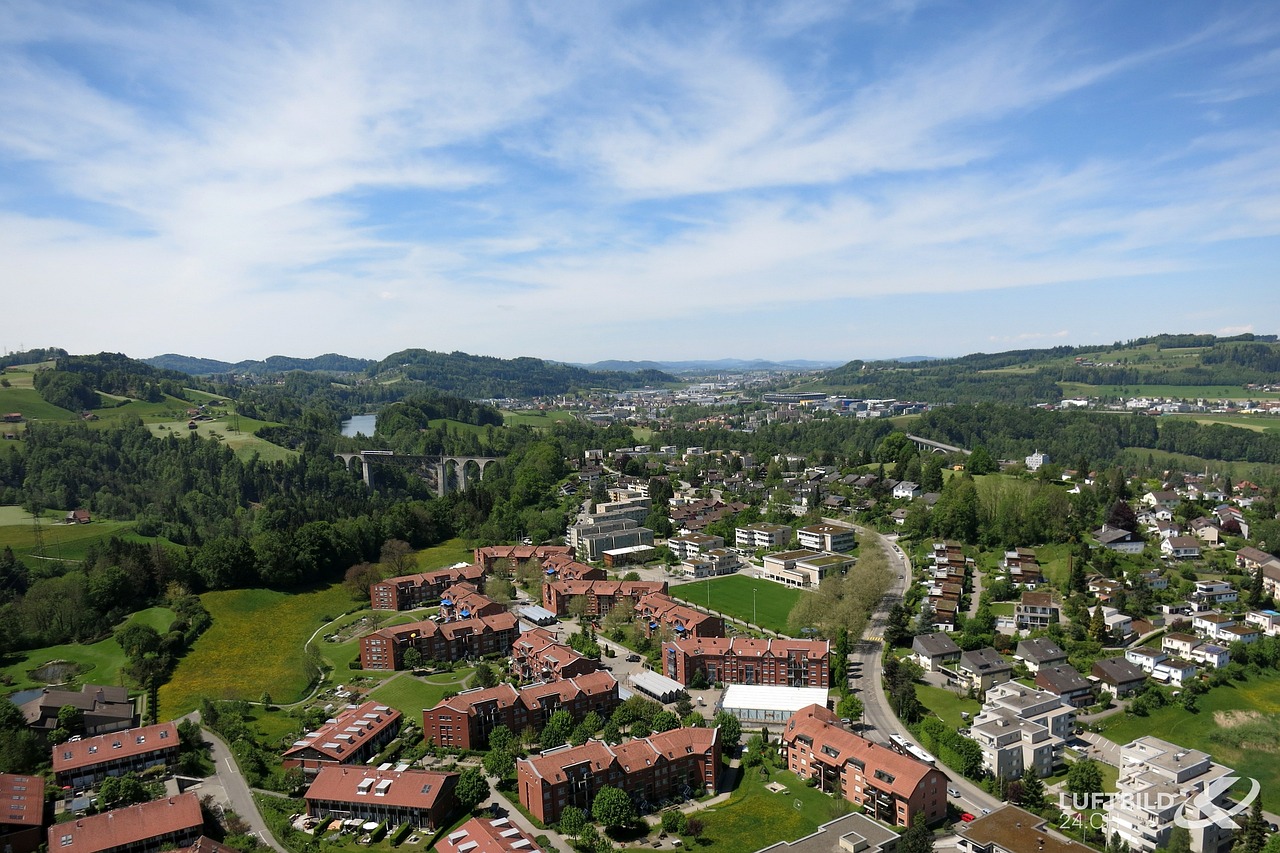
{"left": 2, "top": 1, "right": 1279, "bottom": 364}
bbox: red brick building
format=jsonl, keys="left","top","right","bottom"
{"left": 0, "top": 773, "right": 44, "bottom": 853}
{"left": 475, "top": 545, "right": 572, "bottom": 574}
{"left": 437, "top": 816, "right": 546, "bottom": 853}
{"left": 53, "top": 722, "right": 180, "bottom": 789}
{"left": 634, "top": 594, "right": 723, "bottom": 639}
{"left": 439, "top": 584, "right": 508, "bottom": 622}
{"left": 49, "top": 793, "right": 203, "bottom": 853}
{"left": 661, "top": 637, "right": 830, "bottom": 687}
{"left": 516, "top": 727, "right": 721, "bottom": 825}
{"left": 541, "top": 579, "right": 667, "bottom": 617}
{"left": 359, "top": 611, "right": 518, "bottom": 670}
{"left": 422, "top": 670, "right": 621, "bottom": 751}
{"left": 539, "top": 554, "right": 607, "bottom": 582}
{"left": 510, "top": 628, "right": 602, "bottom": 683}
{"left": 370, "top": 563, "right": 486, "bottom": 610}
{"left": 304, "top": 767, "right": 458, "bottom": 831}
{"left": 282, "top": 702, "right": 402, "bottom": 777}
{"left": 780, "top": 705, "right": 948, "bottom": 828}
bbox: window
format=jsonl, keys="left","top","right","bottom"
{"left": 61, "top": 835, "right": 73, "bottom": 847}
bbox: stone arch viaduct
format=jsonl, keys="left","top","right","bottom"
{"left": 334, "top": 450, "right": 501, "bottom": 496}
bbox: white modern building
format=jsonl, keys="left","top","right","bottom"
{"left": 969, "top": 683, "right": 1074, "bottom": 780}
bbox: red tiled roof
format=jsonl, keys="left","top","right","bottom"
{"left": 0, "top": 772, "right": 42, "bottom": 828}
{"left": 783, "top": 705, "right": 937, "bottom": 801}
{"left": 520, "top": 727, "right": 718, "bottom": 782}
{"left": 283, "top": 702, "right": 401, "bottom": 763}
{"left": 437, "top": 817, "right": 545, "bottom": 853}
{"left": 433, "top": 670, "right": 618, "bottom": 716}
{"left": 665, "top": 637, "right": 829, "bottom": 658}
{"left": 50, "top": 793, "right": 202, "bottom": 853}
{"left": 53, "top": 722, "right": 178, "bottom": 773}
{"left": 304, "top": 766, "right": 457, "bottom": 811}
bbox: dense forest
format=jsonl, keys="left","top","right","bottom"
{"left": 372, "top": 349, "right": 676, "bottom": 397}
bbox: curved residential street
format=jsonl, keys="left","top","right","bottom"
{"left": 189, "top": 714, "right": 288, "bottom": 853}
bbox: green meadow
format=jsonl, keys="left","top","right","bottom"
{"left": 671, "top": 575, "right": 807, "bottom": 634}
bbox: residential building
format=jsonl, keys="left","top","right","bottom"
{"left": 678, "top": 548, "right": 741, "bottom": 579}
{"left": 956, "top": 806, "right": 1094, "bottom": 853}
{"left": 1151, "top": 658, "right": 1197, "bottom": 687}
{"left": 1101, "top": 607, "right": 1133, "bottom": 640}
{"left": 437, "top": 817, "right": 545, "bottom": 853}
{"left": 1191, "top": 612, "right": 1236, "bottom": 643}
{"left": 370, "top": 563, "right": 486, "bottom": 610}
{"left": 0, "top": 773, "right": 44, "bottom": 853}
{"left": 53, "top": 722, "right": 179, "bottom": 789}
{"left": 19, "top": 685, "right": 136, "bottom": 738}
{"left": 1014, "top": 592, "right": 1061, "bottom": 631}
{"left": 911, "top": 633, "right": 961, "bottom": 673}
{"left": 48, "top": 793, "right": 203, "bottom": 853}
{"left": 735, "top": 523, "right": 793, "bottom": 551}
{"left": 422, "top": 671, "right": 621, "bottom": 751}
{"left": 1186, "top": 643, "right": 1230, "bottom": 668}
{"left": 359, "top": 611, "right": 519, "bottom": 670}
{"left": 1091, "top": 658, "right": 1147, "bottom": 697}
{"left": 572, "top": 520, "right": 655, "bottom": 562}
{"left": 780, "top": 704, "right": 948, "bottom": 828}
{"left": 538, "top": 555, "right": 607, "bottom": 582}
{"left": 1161, "top": 537, "right": 1201, "bottom": 559}
{"left": 754, "top": 812, "right": 899, "bottom": 853}
{"left": 510, "top": 628, "right": 602, "bottom": 682}
{"left": 796, "top": 524, "right": 856, "bottom": 553}
{"left": 1161, "top": 633, "right": 1200, "bottom": 658}
{"left": 1244, "top": 609, "right": 1280, "bottom": 637}
{"left": 667, "top": 533, "right": 724, "bottom": 561}
{"left": 634, "top": 593, "right": 723, "bottom": 639}
{"left": 1093, "top": 525, "right": 1145, "bottom": 554}
{"left": 892, "top": 482, "right": 921, "bottom": 500}
{"left": 662, "top": 637, "right": 830, "bottom": 687}
{"left": 971, "top": 684, "right": 1074, "bottom": 780}
{"left": 761, "top": 550, "right": 854, "bottom": 589}
{"left": 1124, "top": 648, "right": 1167, "bottom": 674}
{"left": 1024, "top": 450, "right": 1050, "bottom": 471}
{"left": 516, "top": 727, "right": 721, "bottom": 825}
{"left": 1034, "top": 665, "right": 1094, "bottom": 708}
{"left": 282, "top": 702, "right": 402, "bottom": 777}
{"left": 541, "top": 579, "right": 666, "bottom": 617}
{"left": 439, "top": 584, "right": 507, "bottom": 622}
{"left": 956, "top": 648, "right": 1013, "bottom": 694}
{"left": 304, "top": 767, "right": 459, "bottom": 831}
{"left": 1013, "top": 638, "right": 1067, "bottom": 674}
{"left": 1104, "top": 736, "right": 1236, "bottom": 853}
{"left": 1190, "top": 581, "right": 1237, "bottom": 607}
{"left": 474, "top": 545, "right": 572, "bottom": 574}
{"left": 1142, "top": 491, "right": 1182, "bottom": 510}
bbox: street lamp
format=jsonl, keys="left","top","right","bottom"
{"left": 753, "top": 587, "right": 757, "bottom": 627}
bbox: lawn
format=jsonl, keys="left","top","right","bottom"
{"left": 670, "top": 575, "right": 808, "bottom": 634}
{"left": 1057, "top": 382, "right": 1280, "bottom": 401}
{"left": 146, "top": 417, "right": 296, "bottom": 463}
{"left": 1163, "top": 414, "right": 1280, "bottom": 433}
{"left": 159, "top": 583, "right": 359, "bottom": 718}
{"left": 1097, "top": 674, "right": 1280, "bottom": 812}
{"left": 498, "top": 409, "right": 579, "bottom": 429}
{"left": 691, "top": 763, "right": 853, "bottom": 853}
{"left": 1, "top": 606, "right": 175, "bottom": 693}
{"left": 916, "top": 684, "right": 981, "bottom": 729}
{"left": 0, "top": 386, "right": 77, "bottom": 422}
{"left": 0, "top": 510, "right": 138, "bottom": 562}
{"left": 1035, "top": 543, "right": 1074, "bottom": 588}
{"left": 364, "top": 668, "right": 477, "bottom": 718}
{"left": 411, "top": 538, "right": 477, "bottom": 571}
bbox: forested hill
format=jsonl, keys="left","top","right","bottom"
{"left": 372, "top": 349, "right": 677, "bottom": 397}
{"left": 35, "top": 352, "right": 197, "bottom": 411}
{"left": 147, "top": 353, "right": 375, "bottom": 375}
{"left": 817, "top": 333, "right": 1280, "bottom": 403}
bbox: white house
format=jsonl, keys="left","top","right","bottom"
{"left": 1161, "top": 537, "right": 1201, "bottom": 560}
{"left": 892, "top": 481, "right": 921, "bottom": 500}
{"left": 1025, "top": 450, "right": 1050, "bottom": 471}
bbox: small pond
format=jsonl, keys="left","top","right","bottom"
{"left": 28, "top": 659, "right": 86, "bottom": 685}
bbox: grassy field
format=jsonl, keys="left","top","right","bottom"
{"left": 691, "top": 763, "right": 853, "bottom": 853}
{"left": 410, "top": 538, "right": 477, "bottom": 570}
{"left": 1058, "top": 382, "right": 1280, "bottom": 401}
{"left": 0, "top": 510, "right": 138, "bottom": 562}
{"left": 500, "top": 409, "right": 579, "bottom": 428}
{"left": 1, "top": 606, "right": 176, "bottom": 694}
{"left": 1036, "top": 543, "right": 1075, "bottom": 588}
{"left": 1161, "top": 414, "right": 1280, "bottom": 433}
{"left": 159, "top": 583, "right": 359, "bottom": 718}
{"left": 364, "top": 668, "right": 476, "bottom": 718}
{"left": 1118, "top": 447, "right": 1278, "bottom": 481}
{"left": 670, "top": 575, "right": 807, "bottom": 634}
{"left": 916, "top": 684, "right": 982, "bottom": 729}
{"left": 1097, "top": 674, "right": 1280, "bottom": 812}
{"left": 146, "top": 415, "right": 296, "bottom": 463}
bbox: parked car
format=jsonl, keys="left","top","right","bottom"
{"left": 626, "top": 654, "right": 642, "bottom": 662}
{"left": 960, "top": 814, "right": 975, "bottom": 822}
{"left": 948, "top": 788, "right": 960, "bottom": 797}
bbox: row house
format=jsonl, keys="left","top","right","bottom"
{"left": 53, "top": 722, "right": 179, "bottom": 789}
{"left": 475, "top": 545, "right": 572, "bottom": 574}
{"left": 971, "top": 684, "right": 1074, "bottom": 780}
{"left": 539, "top": 554, "right": 607, "bottom": 582}
{"left": 781, "top": 704, "right": 948, "bottom": 828}
{"left": 49, "top": 793, "right": 202, "bottom": 853}
{"left": 932, "top": 541, "right": 964, "bottom": 566}
{"left": 661, "top": 637, "right": 830, "bottom": 687}
{"left": 634, "top": 594, "right": 724, "bottom": 639}
{"left": 422, "top": 671, "right": 621, "bottom": 751}
{"left": 304, "top": 767, "right": 458, "bottom": 831}
{"left": 541, "top": 579, "right": 667, "bottom": 618}
{"left": 370, "top": 563, "right": 486, "bottom": 611}
{"left": 1003, "top": 548, "right": 1043, "bottom": 587}
{"left": 667, "top": 533, "right": 725, "bottom": 561}
{"left": 359, "top": 611, "right": 519, "bottom": 670}
{"left": 439, "top": 584, "right": 507, "bottom": 623}
{"left": 1190, "top": 612, "right": 1260, "bottom": 645}
{"left": 516, "top": 727, "right": 721, "bottom": 825}
{"left": 1161, "top": 633, "right": 1231, "bottom": 668}
{"left": 511, "top": 628, "right": 602, "bottom": 682}
{"left": 932, "top": 598, "right": 959, "bottom": 632}
{"left": 735, "top": 522, "right": 792, "bottom": 551}
{"left": 437, "top": 817, "right": 546, "bottom": 853}
{"left": 282, "top": 702, "right": 402, "bottom": 777}
{"left": 0, "top": 773, "right": 45, "bottom": 853}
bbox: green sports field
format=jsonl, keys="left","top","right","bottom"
{"left": 671, "top": 574, "right": 807, "bottom": 634}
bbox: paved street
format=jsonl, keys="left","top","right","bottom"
{"left": 192, "top": 715, "right": 288, "bottom": 853}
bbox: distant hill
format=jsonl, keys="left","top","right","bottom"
{"left": 375, "top": 349, "right": 677, "bottom": 398}
{"left": 147, "top": 353, "right": 375, "bottom": 375}
{"left": 573, "top": 358, "right": 844, "bottom": 373}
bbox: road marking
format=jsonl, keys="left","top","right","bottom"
{"left": 225, "top": 757, "right": 237, "bottom": 774}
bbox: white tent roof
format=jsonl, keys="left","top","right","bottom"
{"left": 720, "top": 684, "right": 829, "bottom": 713}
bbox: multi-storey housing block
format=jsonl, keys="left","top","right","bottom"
{"left": 541, "top": 579, "right": 667, "bottom": 617}
{"left": 282, "top": 702, "right": 402, "bottom": 777}
{"left": 359, "top": 611, "right": 519, "bottom": 670}
{"left": 661, "top": 637, "right": 829, "bottom": 687}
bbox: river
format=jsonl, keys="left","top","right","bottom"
{"left": 340, "top": 414, "right": 377, "bottom": 437}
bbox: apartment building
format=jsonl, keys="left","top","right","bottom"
{"left": 1104, "top": 736, "right": 1236, "bottom": 853}
{"left": 661, "top": 637, "right": 830, "bottom": 687}
{"left": 735, "top": 522, "right": 793, "bottom": 551}
{"left": 0, "top": 773, "right": 44, "bottom": 853}
{"left": 511, "top": 627, "right": 602, "bottom": 682}
{"left": 761, "top": 550, "right": 854, "bottom": 589}
{"left": 780, "top": 705, "right": 948, "bottom": 828}
{"left": 422, "top": 671, "right": 621, "bottom": 751}
{"left": 53, "top": 722, "right": 180, "bottom": 789}
{"left": 49, "top": 793, "right": 203, "bottom": 853}
{"left": 304, "top": 767, "right": 459, "bottom": 831}
{"left": 970, "top": 683, "right": 1074, "bottom": 780}
{"left": 539, "top": 554, "right": 607, "bottom": 582}
{"left": 667, "top": 533, "right": 725, "bottom": 561}
{"left": 541, "top": 579, "right": 667, "bottom": 617}
{"left": 956, "top": 806, "right": 1094, "bottom": 853}
{"left": 359, "top": 611, "right": 519, "bottom": 670}
{"left": 439, "top": 584, "right": 508, "bottom": 622}
{"left": 474, "top": 545, "right": 572, "bottom": 574}
{"left": 796, "top": 524, "right": 856, "bottom": 554}
{"left": 370, "top": 563, "right": 486, "bottom": 611}
{"left": 516, "top": 727, "right": 721, "bottom": 825}
{"left": 436, "top": 817, "right": 546, "bottom": 853}
{"left": 634, "top": 594, "right": 723, "bottom": 639}
{"left": 282, "top": 702, "right": 402, "bottom": 776}
{"left": 678, "top": 549, "right": 741, "bottom": 579}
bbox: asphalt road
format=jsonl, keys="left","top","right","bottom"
{"left": 194, "top": 716, "right": 288, "bottom": 853}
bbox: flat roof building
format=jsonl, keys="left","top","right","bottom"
{"left": 720, "top": 685, "right": 830, "bottom": 725}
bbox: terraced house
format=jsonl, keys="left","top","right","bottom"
{"left": 780, "top": 704, "right": 948, "bottom": 828}
{"left": 50, "top": 793, "right": 203, "bottom": 853}
{"left": 359, "top": 611, "right": 519, "bottom": 670}
{"left": 422, "top": 671, "right": 620, "bottom": 751}
{"left": 634, "top": 593, "right": 724, "bottom": 639}
{"left": 282, "top": 702, "right": 402, "bottom": 777}
{"left": 53, "top": 722, "right": 179, "bottom": 789}
{"left": 661, "top": 637, "right": 830, "bottom": 687}
{"left": 510, "top": 627, "right": 602, "bottom": 682}
{"left": 516, "top": 727, "right": 721, "bottom": 825}
{"left": 541, "top": 579, "right": 667, "bottom": 617}
{"left": 304, "top": 767, "right": 459, "bottom": 832}
{"left": 370, "top": 563, "right": 486, "bottom": 611}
